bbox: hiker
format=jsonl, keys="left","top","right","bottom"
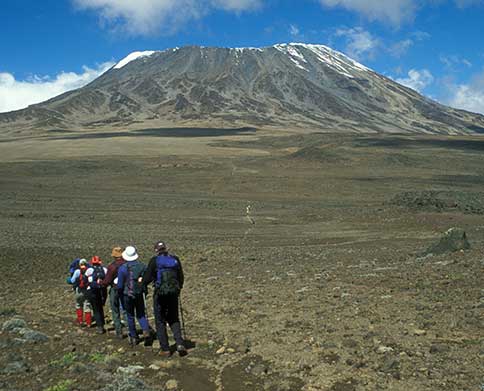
{"left": 87, "top": 256, "right": 108, "bottom": 334}
{"left": 100, "top": 246, "right": 127, "bottom": 339}
{"left": 144, "top": 241, "right": 186, "bottom": 357}
{"left": 70, "top": 259, "right": 93, "bottom": 327}
{"left": 117, "top": 246, "right": 152, "bottom": 346}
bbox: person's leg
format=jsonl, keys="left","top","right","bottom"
{"left": 166, "top": 294, "right": 184, "bottom": 348}
{"left": 153, "top": 294, "right": 170, "bottom": 352}
{"left": 124, "top": 296, "right": 137, "bottom": 340}
{"left": 90, "top": 292, "right": 105, "bottom": 332}
{"left": 97, "top": 292, "right": 105, "bottom": 330}
{"left": 109, "top": 288, "right": 122, "bottom": 335}
{"left": 134, "top": 294, "right": 150, "bottom": 332}
{"left": 134, "top": 294, "right": 152, "bottom": 346}
{"left": 75, "top": 291, "right": 84, "bottom": 325}
{"left": 83, "top": 294, "right": 92, "bottom": 327}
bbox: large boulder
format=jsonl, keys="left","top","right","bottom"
{"left": 422, "top": 227, "right": 471, "bottom": 256}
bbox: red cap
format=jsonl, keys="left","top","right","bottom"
{"left": 90, "top": 255, "right": 102, "bottom": 265}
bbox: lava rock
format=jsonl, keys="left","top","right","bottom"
{"left": 2, "top": 317, "right": 27, "bottom": 332}
{"left": 18, "top": 328, "right": 49, "bottom": 343}
{"left": 422, "top": 227, "right": 470, "bottom": 256}
{"left": 1, "top": 360, "right": 30, "bottom": 374}
{"left": 116, "top": 365, "right": 144, "bottom": 375}
{"left": 101, "top": 374, "right": 152, "bottom": 391}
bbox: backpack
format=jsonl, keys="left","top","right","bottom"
{"left": 91, "top": 265, "right": 106, "bottom": 289}
{"left": 92, "top": 265, "right": 105, "bottom": 281}
{"left": 77, "top": 268, "right": 89, "bottom": 291}
{"left": 68, "top": 258, "right": 81, "bottom": 276}
{"left": 126, "top": 262, "right": 145, "bottom": 298}
{"left": 155, "top": 255, "right": 180, "bottom": 296}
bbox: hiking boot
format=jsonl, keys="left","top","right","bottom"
{"left": 96, "top": 327, "right": 106, "bottom": 335}
{"left": 128, "top": 336, "right": 139, "bottom": 347}
{"left": 158, "top": 349, "right": 171, "bottom": 358}
{"left": 177, "top": 344, "right": 188, "bottom": 357}
{"left": 115, "top": 331, "right": 124, "bottom": 340}
{"left": 143, "top": 330, "right": 153, "bottom": 347}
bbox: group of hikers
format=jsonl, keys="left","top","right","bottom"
{"left": 67, "top": 241, "right": 187, "bottom": 357}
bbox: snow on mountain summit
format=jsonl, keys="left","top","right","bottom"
{"left": 114, "top": 51, "right": 158, "bottom": 69}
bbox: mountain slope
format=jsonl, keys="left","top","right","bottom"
{"left": 2, "top": 43, "right": 484, "bottom": 135}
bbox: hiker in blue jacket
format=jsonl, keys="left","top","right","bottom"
{"left": 144, "top": 241, "right": 186, "bottom": 357}
{"left": 117, "top": 246, "right": 152, "bottom": 346}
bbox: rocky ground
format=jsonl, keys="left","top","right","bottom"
{"left": 0, "top": 131, "right": 483, "bottom": 390}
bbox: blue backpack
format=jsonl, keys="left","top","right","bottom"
{"left": 67, "top": 258, "right": 82, "bottom": 286}
{"left": 155, "top": 255, "right": 181, "bottom": 296}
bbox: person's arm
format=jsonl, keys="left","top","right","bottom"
{"left": 70, "top": 269, "right": 80, "bottom": 284}
{"left": 117, "top": 265, "right": 126, "bottom": 296}
{"left": 101, "top": 263, "right": 115, "bottom": 287}
{"left": 143, "top": 257, "right": 157, "bottom": 287}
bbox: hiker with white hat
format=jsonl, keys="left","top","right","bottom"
{"left": 117, "top": 246, "right": 152, "bottom": 346}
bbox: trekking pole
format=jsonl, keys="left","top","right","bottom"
{"left": 178, "top": 292, "right": 186, "bottom": 340}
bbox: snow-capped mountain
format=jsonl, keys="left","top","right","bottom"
{"left": 2, "top": 43, "right": 484, "bottom": 134}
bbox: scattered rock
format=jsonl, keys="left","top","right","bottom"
{"left": 2, "top": 317, "right": 27, "bottom": 332}
{"left": 18, "top": 328, "right": 49, "bottom": 343}
{"left": 1, "top": 360, "right": 30, "bottom": 374}
{"left": 165, "top": 379, "right": 178, "bottom": 390}
{"left": 117, "top": 365, "right": 144, "bottom": 375}
{"left": 413, "top": 329, "right": 427, "bottom": 336}
{"left": 379, "top": 357, "right": 400, "bottom": 373}
{"left": 148, "top": 364, "right": 159, "bottom": 370}
{"left": 102, "top": 374, "right": 152, "bottom": 391}
{"left": 422, "top": 227, "right": 470, "bottom": 256}
{"left": 376, "top": 345, "right": 394, "bottom": 354}
{"left": 216, "top": 346, "right": 226, "bottom": 355}
{"left": 391, "top": 190, "right": 484, "bottom": 215}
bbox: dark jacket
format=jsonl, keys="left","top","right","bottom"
{"left": 144, "top": 253, "right": 184, "bottom": 290}
{"left": 101, "top": 257, "right": 126, "bottom": 288}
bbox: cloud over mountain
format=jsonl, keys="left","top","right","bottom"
{"left": 73, "top": 0, "right": 262, "bottom": 35}
{"left": 0, "top": 62, "right": 113, "bottom": 113}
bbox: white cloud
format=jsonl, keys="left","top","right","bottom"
{"left": 396, "top": 69, "right": 434, "bottom": 92}
{"left": 334, "top": 27, "right": 380, "bottom": 61}
{"left": 318, "top": 0, "right": 417, "bottom": 26}
{"left": 73, "top": 0, "right": 262, "bottom": 35}
{"left": 389, "top": 39, "right": 414, "bottom": 58}
{"left": 289, "top": 24, "right": 300, "bottom": 38}
{"left": 440, "top": 54, "right": 472, "bottom": 71}
{"left": 446, "top": 70, "right": 484, "bottom": 114}
{"left": 0, "top": 62, "right": 113, "bottom": 113}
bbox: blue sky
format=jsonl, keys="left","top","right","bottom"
{"left": 1, "top": 0, "right": 484, "bottom": 114}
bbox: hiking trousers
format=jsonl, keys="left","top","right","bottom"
{"left": 75, "top": 289, "right": 92, "bottom": 312}
{"left": 153, "top": 293, "right": 183, "bottom": 351}
{"left": 109, "top": 287, "right": 127, "bottom": 334}
{"left": 88, "top": 290, "right": 105, "bottom": 328}
{"left": 123, "top": 294, "right": 150, "bottom": 338}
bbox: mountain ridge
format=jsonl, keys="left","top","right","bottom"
{"left": 1, "top": 43, "right": 484, "bottom": 136}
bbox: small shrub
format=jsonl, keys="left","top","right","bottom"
{"left": 89, "top": 352, "right": 106, "bottom": 363}
{"left": 0, "top": 308, "right": 17, "bottom": 316}
{"left": 43, "top": 380, "right": 73, "bottom": 391}
{"left": 49, "top": 353, "right": 77, "bottom": 368}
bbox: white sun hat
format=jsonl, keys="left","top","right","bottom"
{"left": 122, "top": 246, "right": 139, "bottom": 261}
